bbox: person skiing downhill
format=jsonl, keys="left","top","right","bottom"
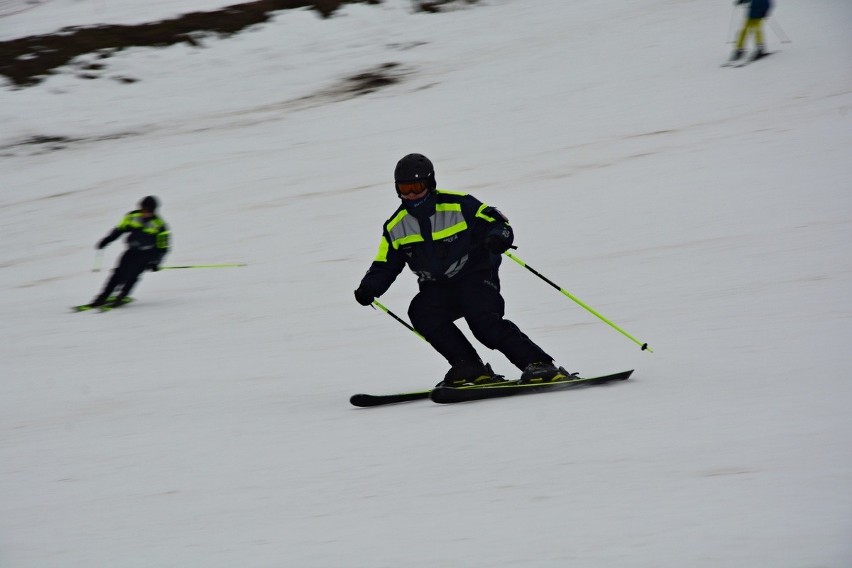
{"left": 87, "top": 196, "right": 170, "bottom": 308}
{"left": 730, "top": 0, "right": 773, "bottom": 62}
{"left": 354, "top": 153, "right": 570, "bottom": 387}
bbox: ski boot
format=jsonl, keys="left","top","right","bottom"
{"left": 519, "top": 361, "right": 574, "bottom": 384}
{"left": 88, "top": 296, "right": 108, "bottom": 308}
{"left": 436, "top": 361, "right": 504, "bottom": 388}
{"left": 750, "top": 45, "right": 767, "bottom": 61}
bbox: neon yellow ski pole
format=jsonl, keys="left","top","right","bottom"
{"left": 372, "top": 299, "right": 427, "bottom": 342}
{"left": 504, "top": 251, "right": 653, "bottom": 353}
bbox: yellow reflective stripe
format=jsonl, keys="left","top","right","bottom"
{"left": 117, "top": 213, "right": 165, "bottom": 235}
{"left": 116, "top": 213, "right": 134, "bottom": 230}
{"left": 431, "top": 204, "right": 467, "bottom": 240}
{"left": 475, "top": 203, "right": 496, "bottom": 223}
{"left": 433, "top": 225, "right": 466, "bottom": 240}
{"left": 395, "top": 233, "right": 425, "bottom": 247}
{"left": 374, "top": 235, "right": 390, "bottom": 262}
{"left": 436, "top": 189, "right": 467, "bottom": 197}
{"left": 148, "top": 218, "right": 166, "bottom": 234}
{"left": 386, "top": 209, "right": 408, "bottom": 231}
{"left": 156, "top": 230, "right": 170, "bottom": 249}
{"left": 386, "top": 210, "right": 424, "bottom": 249}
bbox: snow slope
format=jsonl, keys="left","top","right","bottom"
{"left": 2, "top": 1, "right": 851, "bottom": 566}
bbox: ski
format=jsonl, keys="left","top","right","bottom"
{"left": 351, "top": 372, "right": 631, "bottom": 407}
{"left": 721, "top": 51, "right": 773, "bottom": 68}
{"left": 71, "top": 297, "right": 134, "bottom": 312}
{"left": 350, "top": 379, "right": 514, "bottom": 408}
{"left": 430, "top": 370, "right": 633, "bottom": 404}
{"left": 734, "top": 51, "right": 774, "bottom": 68}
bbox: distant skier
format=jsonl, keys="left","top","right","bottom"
{"left": 730, "top": 0, "right": 773, "bottom": 62}
{"left": 354, "top": 153, "right": 570, "bottom": 387}
{"left": 87, "top": 196, "right": 169, "bottom": 308}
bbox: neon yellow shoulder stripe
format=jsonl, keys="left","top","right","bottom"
{"left": 475, "top": 203, "right": 495, "bottom": 222}
{"left": 374, "top": 235, "right": 390, "bottom": 262}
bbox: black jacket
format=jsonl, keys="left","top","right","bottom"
{"left": 358, "top": 190, "right": 513, "bottom": 298}
{"left": 100, "top": 210, "right": 170, "bottom": 260}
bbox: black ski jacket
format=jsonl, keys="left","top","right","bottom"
{"left": 100, "top": 210, "right": 170, "bottom": 261}
{"left": 358, "top": 190, "right": 513, "bottom": 298}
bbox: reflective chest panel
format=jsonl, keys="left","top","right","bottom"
{"left": 378, "top": 200, "right": 482, "bottom": 281}
{"left": 386, "top": 203, "right": 467, "bottom": 250}
{"left": 118, "top": 213, "right": 169, "bottom": 249}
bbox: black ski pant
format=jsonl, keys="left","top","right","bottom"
{"left": 408, "top": 269, "right": 552, "bottom": 371}
{"left": 95, "top": 248, "right": 157, "bottom": 302}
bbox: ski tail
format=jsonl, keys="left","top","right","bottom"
{"left": 350, "top": 391, "right": 431, "bottom": 407}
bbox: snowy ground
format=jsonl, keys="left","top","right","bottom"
{"left": 2, "top": 1, "right": 852, "bottom": 567}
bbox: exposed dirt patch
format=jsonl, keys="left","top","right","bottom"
{"left": 0, "top": 131, "right": 144, "bottom": 156}
{"left": 0, "top": 0, "right": 384, "bottom": 88}
{"left": 340, "top": 62, "right": 404, "bottom": 96}
{"left": 416, "top": 0, "right": 479, "bottom": 13}
{"left": 0, "top": 0, "right": 482, "bottom": 88}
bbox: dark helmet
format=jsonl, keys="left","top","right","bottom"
{"left": 139, "top": 195, "right": 158, "bottom": 212}
{"left": 394, "top": 153, "right": 436, "bottom": 194}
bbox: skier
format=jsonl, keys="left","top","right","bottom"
{"left": 730, "top": 0, "right": 773, "bottom": 62}
{"left": 87, "top": 196, "right": 170, "bottom": 308}
{"left": 354, "top": 153, "right": 570, "bottom": 387}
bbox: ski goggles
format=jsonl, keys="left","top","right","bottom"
{"left": 396, "top": 180, "right": 428, "bottom": 197}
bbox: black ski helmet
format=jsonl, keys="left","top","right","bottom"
{"left": 140, "top": 195, "right": 158, "bottom": 212}
{"left": 394, "top": 153, "right": 436, "bottom": 195}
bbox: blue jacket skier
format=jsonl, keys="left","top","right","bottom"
{"left": 89, "top": 196, "right": 169, "bottom": 308}
{"left": 354, "top": 153, "right": 570, "bottom": 387}
{"left": 731, "top": 0, "right": 773, "bottom": 61}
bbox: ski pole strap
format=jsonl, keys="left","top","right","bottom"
{"left": 371, "top": 299, "right": 427, "bottom": 342}
{"left": 160, "top": 263, "right": 247, "bottom": 269}
{"left": 504, "top": 251, "right": 653, "bottom": 353}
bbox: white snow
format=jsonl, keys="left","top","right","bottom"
{"left": 1, "top": 0, "right": 851, "bottom": 566}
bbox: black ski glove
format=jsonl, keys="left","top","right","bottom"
{"left": 484, "top": 233, "right": 512, "bottom": 255}
{"left": 96, "top": 238, "right": 109, "bottom": 249}
{"left": 354, "top": 287, "right": 374, "bottom": 306}
{"left": 146, "top": 259, "right": 161, "bottom": 272}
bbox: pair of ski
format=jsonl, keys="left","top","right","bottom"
{"left": 71, "top": 297, "right": 134, "bottom": 312}
{"left": 721, "top": 51, "right": 773, "bottom": 68}
{"left": 350, "top": 369, "right": 633, "bottom": 407}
